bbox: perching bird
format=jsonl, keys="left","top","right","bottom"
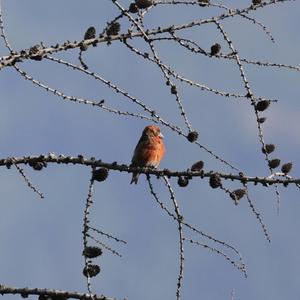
{"left": 130, "top": 125, "right": 165, "bottom": 184}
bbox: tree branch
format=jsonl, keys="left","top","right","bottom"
{"left": 0, "top": 0, "right": 292, "bottom": 70}
{"left": 1, "top": 154, "right": 298, "bottom": 186}
{"left": 0, "top": 284, "right": 113, "bottom": 300}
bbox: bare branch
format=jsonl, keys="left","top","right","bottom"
{"left": 0, "top": 284, "right": 113, "bottom": 300}
{"left": 0, "top": 154, "right": 298, "bottom": 186}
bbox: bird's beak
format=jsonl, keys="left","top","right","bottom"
{"left": 158, "top": 132, "right": 164, "bottom": 138}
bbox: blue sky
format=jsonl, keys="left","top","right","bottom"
{"left": 0, "top": 1, "right": 300, "bottom": 299}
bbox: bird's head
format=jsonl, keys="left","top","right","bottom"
{"left": 143, "top": 125, "right": 164, "bottom": 139}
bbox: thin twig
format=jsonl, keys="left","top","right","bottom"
{"left": 89, "top": 226, "right": 127, "bottom": 244}
{"left": 87, "top": 233, "right": 123, "bottom": 257}
{"left": 163, "top": 176, "right": 185, "bottom": 299}
{"left": 14, "top": 164, "right": 44, "bottom": 199}
{"left": 146, "top": 175, "right": 246, "bottom": 274}
{"left": 82, "top": 171, "right": 95, "bottom": 294}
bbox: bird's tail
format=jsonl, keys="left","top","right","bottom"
{"left": 130, "top": 172, "right": 139, "bottom": 184}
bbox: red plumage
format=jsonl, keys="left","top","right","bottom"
{"left": 130, "top": 125, "right": 165, "bottom": 184}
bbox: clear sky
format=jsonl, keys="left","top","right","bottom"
{"left": 0, "top": 1, "right": 300, "bottom": 300}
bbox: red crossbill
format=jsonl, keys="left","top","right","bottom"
{"left": 130, "top": 125, "right": 165, "bottom": 184}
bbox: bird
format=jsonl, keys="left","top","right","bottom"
{"left": 130, "top": 125, "right": 165, "bottom": 184}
